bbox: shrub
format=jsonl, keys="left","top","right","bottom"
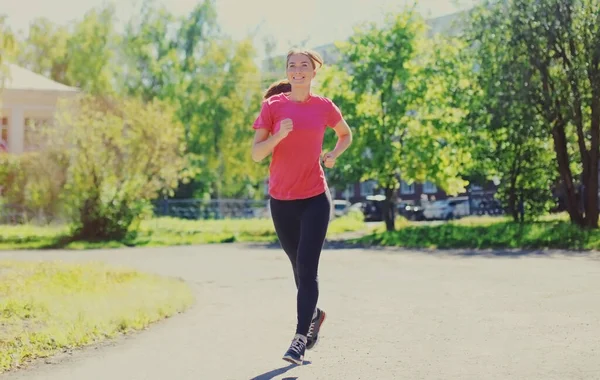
{"left": 2, "top": 95, "right": 191, "bottom": 241}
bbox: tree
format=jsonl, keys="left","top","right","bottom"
{"left": 317, "top": 65, "right": 365, "bottom": 193}
{"left": 122, "top": 0, "right": 265, "bottom": 199}
{"left": 16, "top": 4, "right": 120, "bottom": 95}
{"left": 465, "top": 6, "right": 558, "bottom": 222}
{"left": 120, "top": 2, "right": 186, "bottom": 102}
{"left": 15, "top": 18, "right": 70, "bottom": 83}
{"left": 199, "top": 39, "right": 266, "bottom": 199}
{"left": 0, "top": 15, "right": 16, "bottom": 69}
{"left": 329, "top": 9, "right": 474, "bottom": 231}
{"left": 470, "top": 0, "right": 600, "bottom": 228}
{"left": 65, "top": 5, "right": 121, "bottom": 95}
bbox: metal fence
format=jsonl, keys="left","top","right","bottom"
{"left": 0, "top": 204, "right": 55, "bottom": 225}
{"left": 0, "top": 195, "right": 505, "bottom": 226}
{"left": 152, "top": 198, "right": 270, "bottom": 220}
{"left": 467, "top": 190, "right": 505, "bottom": 216}
{"left": 0, "top": 199, "right": 272, "bottom": 225}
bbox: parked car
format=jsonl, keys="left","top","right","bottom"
{"left": 397, "top": 202, "right": 425, "bottom": 221}
{"left": 332, "top": 200, "right": 351, "bottom": 217}
{"left": 423, "top": 198, "right": 469, "bottom": 220}
{"left": 349, "top": 202, "right": 363, "bottom": 213}
{"left": 473, "top": 199, "right": 504, "bottom": 215}
{"left": 361, "top": 195, "right": 386, "bottom": 221}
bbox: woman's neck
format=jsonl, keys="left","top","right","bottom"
{"left": 287, "top": 87, "right": 311, "bottom": 102}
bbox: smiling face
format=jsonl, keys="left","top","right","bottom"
{"left": 286, "top": 53, "right": 316, "bottom": 88}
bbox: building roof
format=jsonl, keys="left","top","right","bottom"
{"left": 2, "top": 63, "right": 78, "bottom": 92}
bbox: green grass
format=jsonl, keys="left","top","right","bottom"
{"left": 0, "top": 261, "right": 194, "bottom": 373}
{"left": 0, "top": 212, "right": 366, "bottom": 250}
{"left": 355, "top": 213, "right": 600, "bottom": 250}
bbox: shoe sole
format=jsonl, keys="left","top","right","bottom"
{"left": 307, "top": 311, "right": 326, "bottom": 350}
{"left": 282, "top": 355, "right": 304, "bottom": 365}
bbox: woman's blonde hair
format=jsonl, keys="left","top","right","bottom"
{"left": 264, "top": 48, "right": 324, "bottom": 99}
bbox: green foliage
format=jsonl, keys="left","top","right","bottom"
{"left": 12, "top": 1, "right": 266, "bottom": 200}
{"left": 184, "top": 38, "right": 265, "bottom": 199}
{"left": 14, "top": 18, "right": 70, "bottom": 83}
{"left": 320, "top": 8, "right": 474, "bottom": 230}
{"left": 9, "top": 0, "right": 599, "bottom": 240}
{"left": 464, "top": 4, "right": 558, "bottom": 222}
{"left": 466, "top": 0, "right": 600, "bottom": 228}
{"left": 337, "top": 10, "right": 425, "bottom": 196}
{"left": 120, "top": 1, "right": 265, "bottom": 199}
{"left": 399, "top": 35, "right": 474, "bottom": 195}
{"left": 0, "top": 15, "right": 15, "bottom": 69}
{"left": 36, "top": 94, "right": 190, "bottom": 241}
{"left": 317, "top": 65, "right": 363, "bottom": 188}
{"left": 0, "top": 151, "right": 67, "bottom": 222}
{"left": 65, "top": 5, "right": 121, "bottom": 95}
{"left": 355, "top": 215, "right": 600, "bottom": 250}
{"left": 16, "top": 4, "right": 120, "bottom": 95}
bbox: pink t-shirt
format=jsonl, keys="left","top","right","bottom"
{"left": 253, "top": 92, "right": 343, "bottom": 200}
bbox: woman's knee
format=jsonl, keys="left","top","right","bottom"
{"left": 296, "top": 262, "right": 318, "bottom": 283}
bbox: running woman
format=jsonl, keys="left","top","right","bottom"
{"left": 251, "top": 48, "right": 353, "bottom": 365}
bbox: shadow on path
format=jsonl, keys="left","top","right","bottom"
{"left": 249, "top": 361, "right": 310, "bottom": 380}
{"left": 243, "top": 239, "right": 371, "bottom": 251}
{"left": 242, "top": 241, "right": 600, "bottom": 259}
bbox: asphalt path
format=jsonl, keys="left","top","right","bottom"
{"left": 1, "top": 244, "right": 599, "bottom": 380}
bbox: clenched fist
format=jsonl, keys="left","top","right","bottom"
{"left": 322, "top": 151, "right": 336, "bottom": 168}
{"left": 276, "top": 118, "right": 293, "bottom": 140}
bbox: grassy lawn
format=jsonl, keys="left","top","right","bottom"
{"left": 354, "top": 213, "right": 600, "bottom": 250}
{"left": 0, "top": 261, "right": 194, "bottom": 373}
{"left": 0, "top": 212, "right": 366, "bottom": 250}
{"left": 8, "top": 211, "right": 594, "bottom": 251}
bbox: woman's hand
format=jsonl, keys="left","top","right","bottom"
{"left": 322, "top": 151, "right": 336, "bottom": 168}
{"left": 275, "top": 118, "right": 293, "bottom": 140}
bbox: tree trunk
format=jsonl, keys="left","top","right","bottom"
{"left": 584, "top": 97, "right": 600, "bottom": 228}
{"left": 382, "top": 186, "right": 396, "bottom": 232}
{"left": 518, "top": 194, "right": 525, "bottom": 223}
{"left": 552, "top": 123, "right": 584, "bottom": 226}
{"left": 508, "top": 149, "right": 521, "bottom": 222}
{"left": 508, "top": 181, "right": 519, "bottom": 223}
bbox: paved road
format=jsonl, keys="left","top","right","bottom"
{"left": 1, "top": 244, "right": 600, "bottom": 380}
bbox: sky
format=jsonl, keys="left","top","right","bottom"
{"left": 1, "top": 0, "right": 479, "bottom": 59}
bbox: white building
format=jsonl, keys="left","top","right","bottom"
{"left": 1, "top": 64, "right": 79, "bottom": 154}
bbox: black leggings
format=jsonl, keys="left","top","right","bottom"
{"left": 269, "top": 191, "right": 331, "bottom": 336}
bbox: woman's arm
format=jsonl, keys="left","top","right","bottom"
{"left": 330, "top": 118, "right": 353, "bottom": 157}
{"left": 252, "top": 129, "right": 281, "bottom": 162}
{"left": 323, "top": 118, "right": 353, "bottom": 167}
{"left": 251, "top": 119, "right": 293, "bottom": 162}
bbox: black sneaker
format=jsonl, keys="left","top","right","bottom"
{"left": 306, "top": 308, "right": 326, "bottom": 350}
{"left": 282, "top": 334, "right": 307, "bottom": 365}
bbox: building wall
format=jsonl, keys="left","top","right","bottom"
{"left": 0, "top": 117, "right": 7, "bottom": 152}
{"left": 1, "top": 89, "right": 76, "bottom": 154}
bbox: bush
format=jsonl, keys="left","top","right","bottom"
{"left": 57, "top": 95, "right": 191, "bottom": 240}
{"left": 2, "top": 95, "right": 191, "bottom": 241}
{"left": 355, "top": 218, "right": 600, "bottom": 250}
{"left": 0, "top": 149, "right": 67, "bottom": 224}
